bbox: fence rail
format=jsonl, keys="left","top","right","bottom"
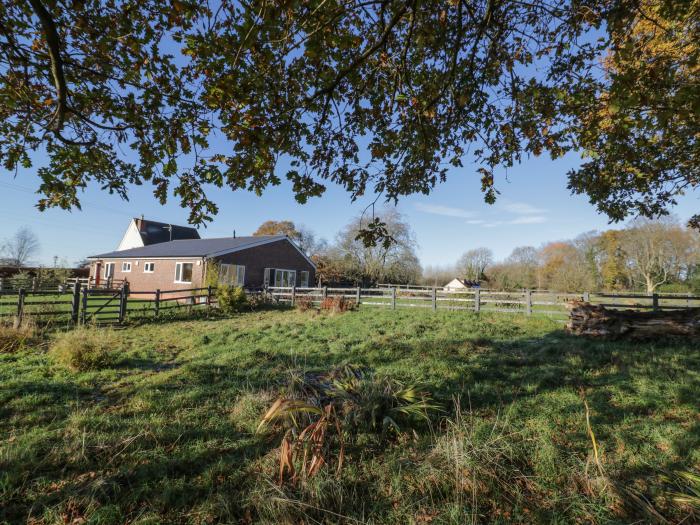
{"left": 2, "top": 283, "right": 698, "bottom": 328}
{"left": 266, "top": 286, "right": 700, "bottom": 317}
{"left": 2, "top": 284, "right": 215, "bottom": 327}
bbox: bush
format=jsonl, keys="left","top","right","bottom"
{"left": 320, "top": 296, "right": 355, "bottom": 313}
{"left": 50, "top": 327, "right": 119, "bottom": 371}
{"left": 295, "top": 295, "right": 316, "bottom": 312}
{"left": 0, "top": 321, "right": 35, "bottom": 353}
{"left": 216, "top": 285, "right": 248, "bottom": 314}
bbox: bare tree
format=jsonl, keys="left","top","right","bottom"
{"left": 457, "top": 248, "right": 493, "bottom": 281}
{"left": 1, "top": 227, "right": 40, "bottom": 267}
{"left": 620, "top": 217, "right": 696, "bottom": 293}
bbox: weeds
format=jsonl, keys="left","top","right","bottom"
{"left": 0, "top": 319, "right": 35, "bottom": 353}
{"left": 50, "top": 326, "right": 120, "bottom": 371}
{"left": 258, "top": 365, "right": 438, "bottom": 484}
{"left": 320, "top": 296, "right": 355, "bottom": 313}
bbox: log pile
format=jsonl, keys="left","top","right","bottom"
{"left": 566, "top": 301, "right": 700, "bottom": 340}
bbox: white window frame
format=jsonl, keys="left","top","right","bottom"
{"left": 121, "top": 262, "right": 132, "bottom": 272}
{"left": 300, "top": 271, "right": 309, "bottom": 288}
{"left": 143, "top": 262, "right": 155, "bottom": 273}
{"left": 274, "top": 268, "right": 296, "bottom": 288}
{"left": 104, "top": 262, "right": 115, "bottom": 279}
{"left": 175, "top": 262, "right": 193, "bottom": 284}
{"left": 219, "top": 263, "right": 245, "bottom": 287}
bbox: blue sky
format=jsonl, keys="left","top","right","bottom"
{"left": 1, "top": 151, "right": 697, "bottom": 267}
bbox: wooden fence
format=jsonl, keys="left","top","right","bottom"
{"left": 267, "top": 286, "right": 700, "bottom": 317}
{"left": 3, "top": 284, "right": 698, "bottom": 327}
{"left": 1, "top": 284, "right": 214, "bottom": 327}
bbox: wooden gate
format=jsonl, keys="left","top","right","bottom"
{"left": 80, "top": 287, "right": 126, "bottom": 324}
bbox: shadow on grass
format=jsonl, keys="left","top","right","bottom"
{"left": 2, "top": 314, "right": 699, "bottom": 523}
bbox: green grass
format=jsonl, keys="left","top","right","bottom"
{"left": 1, "top": 309, "right": 699, "bottom": 523}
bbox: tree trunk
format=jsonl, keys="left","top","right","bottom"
{"left": 567, "top": 301, "right": 700, "bottom": 341}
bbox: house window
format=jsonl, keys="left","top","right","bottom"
{"left": 274, "top": 269, "right": 296, "bottom": 287}
{"left": 121, "top": 262, "right": 132, "bottom": 272}
{"left": 300, "top": 271, "right": 309, "bottom": 287}
{"left": 219, "top": 264, "right": 245, "bottom": 287}
{"left": 104, "top": 263, "right": 115, "bottom": 279}
{"left": 175, "top": 262, "right": 193, "bottom": 283}
{"left": 144, "top": 262, "right": 155, "bottom": 273}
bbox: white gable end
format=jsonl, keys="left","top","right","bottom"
{"left": 117, "top": 220, "right": 145, "bottom": 250}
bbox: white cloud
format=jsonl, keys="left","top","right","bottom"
{"left": 465, "top": 219, "right": 485, "bottom": 225}
{"left": 499, "top": 200, "right": 547, "bottom": 215}
{"left": 509, "top": 215, "right": 547, "bottom": 225}
{"left": 414, "top": 203, "right": 475, "bottom": 219}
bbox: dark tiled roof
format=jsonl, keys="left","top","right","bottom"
{"left": 91, "top": 236, "right": 286, "bottom": 259}
{"left": 137, "top": 219, "right": 200, "bottom": 245}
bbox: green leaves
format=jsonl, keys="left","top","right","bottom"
{"left": 0, "top": 1, "right": 695, "bottom": 226}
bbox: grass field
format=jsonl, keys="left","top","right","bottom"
{"left": 1, "top": 308, "right": 699, "bottom": 523}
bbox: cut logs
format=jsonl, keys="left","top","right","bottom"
{"left": 567, "top": 301, "right": 700, "bottom": 340}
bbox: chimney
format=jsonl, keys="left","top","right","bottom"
{"left": 136, "top": 214, "right": 145, "bottom": 232}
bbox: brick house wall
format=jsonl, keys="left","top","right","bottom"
{"left": 88, "top": 239, "right": 315, "bottom": 293}
{"left": 89, "top": 257, "right": 205, "bottom": 293}
{"left": 214, "top": 239, "right": 315, "bottom": 287}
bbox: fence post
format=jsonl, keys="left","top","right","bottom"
{"left": 31, "top": 278, "right": 37, "bottom": 291}
{"left": 391, "top": 287, "right": 396, "bottom": 310}
{"left": 525, "top": 289, "right": 532, "bottom": 316}
{"left": 652, "top": 293, "right": 659, "bottom": 312}
{"left": 81, "top": 287, "right": 88, "bottom": 324}
{"left": 432, "top": 287, "right": 437, "bottom": 311}
{"left": 291, "top": 285, "right": 296, "bottom": 307}
{"left": 71, "top": 284, "right": 81, "bottom": 324}
{"left": 119, "top": 283, "right": 129, "bottom": 323}
{"left": 474, "top": 289, "right": 480, "bottom": 312}
{"left": 583, "top": 291, "right": 590, "bottom": 303}
{"left": 687, "top": 292, "right": 691, "bottom": 309}
{"left": 154, "top": 289, "right": 161, "bottom": 317}
{"left": 356, "top": 286, "right": 361, "bottom": 306}
{"left": 207, "top": 285, "right": 213, "bottom": 309}
{"left": 14, "top": 288, "right": 25, "bottom": 329}
{"left": 323, "top": 286, "right": 328, "bottom": 300}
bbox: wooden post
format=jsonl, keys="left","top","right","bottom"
{"left": 31, "top": 277, "right": 37, "bottom": 291}
{"left": 474, "top": 289, "right": 480, "bottom": 312}
{"left": 652, "top": 293, "right": 659, "bottom": 312}
{"left": 432, "top": 287, "right": 437, "bottom": 311}
{"left": 356, "top": 286, "right": 361, "bottom": 306}
{"left": 323, "top": 286, "right": 328, "bottom": 300}
{"left": 207, "top": 285, "right": 213, "bottom": 309}
{"left": 119, "top": 283, "right": 128, "bottom": 323}
{"left": 71, "top": 284, "right": 81, "bottom": 324}
{"left": 81, "top": 287, "right": 88, "bottom": 324}
{"left": 14, "top": 288, "right": 25, "bottom": 329}
{"left": 525, "top": 289, "right": 532, "bottom": 316}
{"left": 391, "top": 287, "right": 396, "bottom": 310}
{"left": 154, "top": 289, "right": 161, "bottom": 317}
{"left": 291, "top": 285, "right": 296, "bottom": 307}
{"left": 583, "top": 291, "right": 590, "bottom": 303}
{"left": 687, "top": 292, "right": 691, "bottom": 309}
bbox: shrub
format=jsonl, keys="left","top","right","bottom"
{"left": 258, "top": 366, "right": 438, "bottom": 483}
{"left": 320, "top": 296, "right": 355, "bottom": 313}
{"left": 50, "top": 327, "right": 119, "bottom": 371}
{"left": 0, "top": 321, "right": 36, "bottom": 353}
{"left": 295, "top": 295, "right": 316, "bottom": 312}
{"left": 216, "top": 285, "right": 248, "bottom": 314}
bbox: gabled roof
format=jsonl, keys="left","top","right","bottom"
{"left": 89, "top": 235, "right": 317, "bottom": 268}
{"left": 135, "top": 218, "right": 200, "bottom": 245}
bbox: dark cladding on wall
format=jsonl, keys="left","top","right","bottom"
{"left": 214, "top": 239, "right": 315, "bottom": 287}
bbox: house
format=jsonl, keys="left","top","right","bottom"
{"left": 87, "top": 235, "right": 316, "bottom": 293}
{"left": 118, "top": 216, "right": 200, "bottom": 251}
{"left": 443, "top": 278, "right": 480, "bottom": 291}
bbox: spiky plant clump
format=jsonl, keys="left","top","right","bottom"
{"left": 50, "top": 327, "right": 120, "bottom": 371}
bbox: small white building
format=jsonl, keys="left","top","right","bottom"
{"left": 443, "top": 278, "right": 480, "bottom": 291}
